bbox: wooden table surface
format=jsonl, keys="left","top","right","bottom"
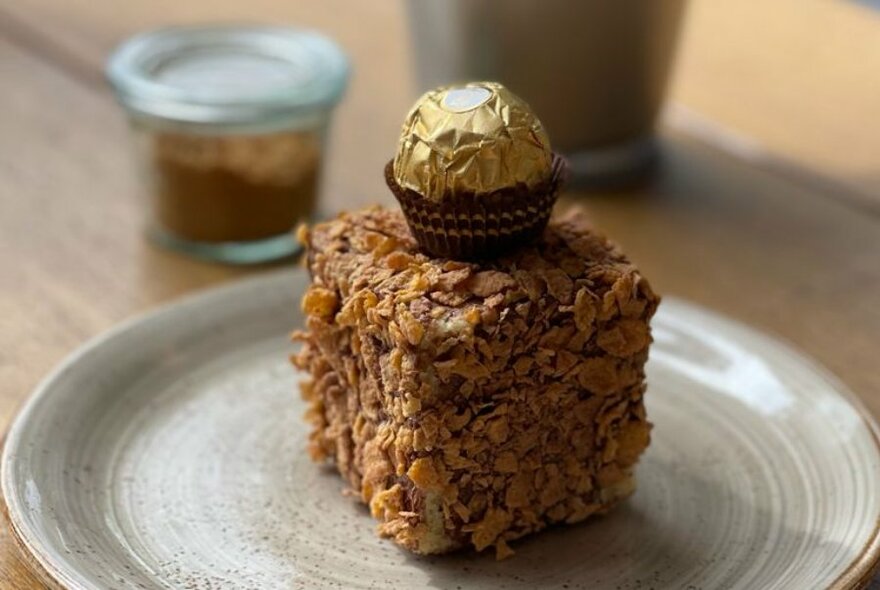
{"left": 1, "top": 0, "right": 878, "bottom": 587}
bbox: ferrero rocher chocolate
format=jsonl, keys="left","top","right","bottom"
{"left": 386, "top": 81, "right": 567, "bottom": 259}
{"left": 392, "top": 82, "right": 553, "bottom": 200}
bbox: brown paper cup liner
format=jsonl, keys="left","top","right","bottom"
{"left": 386, "top": 154, "right": 568, "bottom": 260}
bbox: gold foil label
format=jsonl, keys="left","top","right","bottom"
{"left": 393, "top": 82, "right": 552, "bottom": 201}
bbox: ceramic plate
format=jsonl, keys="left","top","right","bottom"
{"left": 3, "top": 270, "right": 880, "bottom": 590}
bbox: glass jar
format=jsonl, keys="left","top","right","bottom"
{"left": 107, "top": 26, "right": 349, "bottom": 264}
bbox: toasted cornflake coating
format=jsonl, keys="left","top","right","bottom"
{"left": 292, "top": 206, "right": 659, "bottom": 557}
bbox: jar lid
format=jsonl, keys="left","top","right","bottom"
{"left": 107, "top": 25, "right": 350, "bottom": 129}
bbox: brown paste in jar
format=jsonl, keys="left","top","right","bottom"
{"left": 150, "top": 131, "right": 319, "bottom": 243}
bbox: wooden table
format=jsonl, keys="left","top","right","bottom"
{"left": 1, "top": 0, "right": 878, "bottom": 587}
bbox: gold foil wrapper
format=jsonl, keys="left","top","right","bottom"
{"left": 392, "top": 82, "right": 553, "bottom": 201}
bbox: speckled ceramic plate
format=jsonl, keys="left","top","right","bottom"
{"left": 3, "top": 270, "right": 880, "bottom": 590}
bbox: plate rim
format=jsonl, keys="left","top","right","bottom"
{"left": 2, "top": 269, "right": 879, "bottom": 590}
{"left": 1, "top": 270, "right": 304, "bottom": 590}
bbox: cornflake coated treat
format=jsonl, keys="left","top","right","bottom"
{"left": 292, "top": 206, "right": 659, "bottom": 559}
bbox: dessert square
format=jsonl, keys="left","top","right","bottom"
{"left": 293, "top": 206, "right": 659, "bottom": 558}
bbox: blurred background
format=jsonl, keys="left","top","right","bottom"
{"left": 3, "top": 0, "right": 879, "bottom": 205}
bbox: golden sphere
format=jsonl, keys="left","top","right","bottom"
{"left": 392, "top": 82, "right": 553, "bottom": 201}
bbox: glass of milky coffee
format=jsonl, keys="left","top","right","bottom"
{"left": 406, "top": 0, "right": 686, "bottom": 186}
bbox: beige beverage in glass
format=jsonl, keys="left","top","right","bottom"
{"left": 407, "top": 0, "right": 686, "bottom": 184}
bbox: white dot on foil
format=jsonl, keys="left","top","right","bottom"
{"left": 441, "top": 86, "right": 492, "bottom": 113}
